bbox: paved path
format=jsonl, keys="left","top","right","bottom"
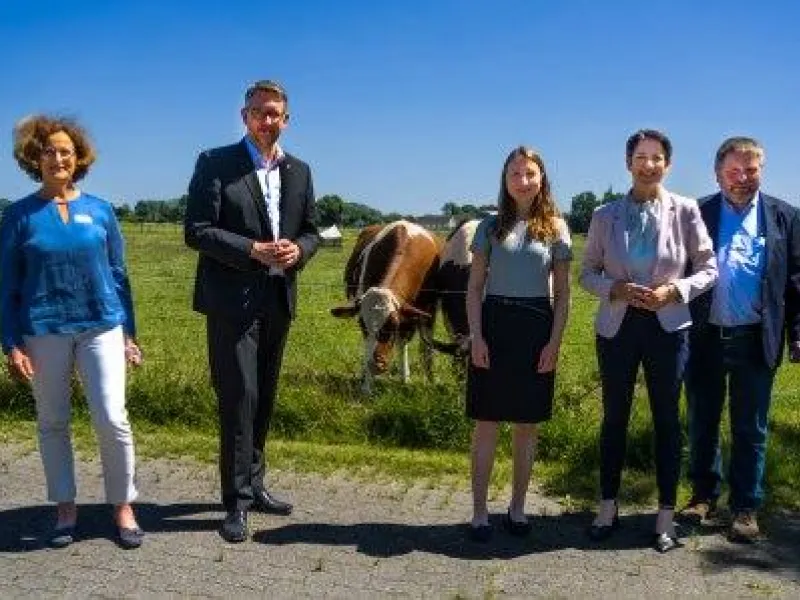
{"left": 1, "top": 443, "right": 799, "bottom": 599}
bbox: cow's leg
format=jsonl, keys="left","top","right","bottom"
{"left": 451, "top": 354, "right": 461, "bottom": 375}
{"left": 442, "top": 318, "right": 460, "bottom": 376}
{"left": 421, "top": 325, "right": 435, "bottom": 383}
{"left": 361, "top": 365, "right": 373, "bottom": 395}
{"left": 399, "top": 340, "right": 410, "bottom": 383}
{"left": 453, "top": 335, "right": 470, "bottom": 379}
{"left": 361, "top": 336, "right": 377, "bottom": 395}
{"left": 449, "top": 331, "right": 461, "bottom": 375}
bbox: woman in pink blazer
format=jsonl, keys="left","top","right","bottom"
{"left": 580, "top": 129, "right": 717, "bottom": 552}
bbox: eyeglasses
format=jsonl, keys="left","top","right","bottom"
{"left": 247, "top": 107, "right": 286, "bottom": 123}
{"left": 723, "top": 168, "right": 760, "bottom": 181}
{"left": 41, "top": 147, "right": 75, "bottom": 159}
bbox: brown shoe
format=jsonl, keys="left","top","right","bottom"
{"left": 729, "top": 511, "right": 761, "bottom": 543}
{"left": 678, "top": 497, "right": 717, "bottom": 525}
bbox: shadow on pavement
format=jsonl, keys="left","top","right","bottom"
{"left": 253, "top": 511, "right": 687, "bottom": 560}
{"left": 254, "top": 510, "right": 800, "bottom": 569}
{"left": 0, "top": 502, "right": 220, "bottom": 552}
{"left": 683, "top": 510, "right": 800, "bottom": 577}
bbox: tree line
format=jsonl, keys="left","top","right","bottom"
{"left": 314, "top": 191, "right": 626, "bottom": 233}
{"left": 0, "top": 188, "right": 623, "bottom": 233}
{"left": 315, "top": 196, "right": 500, "bottom": 228}
{"left": 0, "top": 196, "right": 188, "bottom": 223}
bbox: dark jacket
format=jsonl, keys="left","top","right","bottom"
{"left": 690, "top": 192, "right": 800, "bottom": 368}
{"left": 184, "top": 140, "right": 320, "bottom": 322}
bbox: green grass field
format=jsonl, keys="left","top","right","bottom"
{"left": 1, "top": 222, "right": 799, "bottom": 510}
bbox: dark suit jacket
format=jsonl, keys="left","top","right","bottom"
{"left": 690, "top": 192, "right": 800, "bottom": 369}
{"left": 184, "top": 140, "right": 320, "bottom": 322}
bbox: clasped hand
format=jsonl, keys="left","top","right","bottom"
{"left": 250, "top": 239, "right": 300, "bottom": 269}
{"left": 611, "top": 281, "right": 677, "bottom": 311}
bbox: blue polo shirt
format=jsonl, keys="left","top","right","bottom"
{"left": 0, "top": 193, "right": 136, "bottom": 354}
{"left": 709, "top": 193, "right": 766, "bottom": 326}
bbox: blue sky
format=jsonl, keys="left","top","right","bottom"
{"left": 1, "top": 0, "right": 798, "bottom": 214}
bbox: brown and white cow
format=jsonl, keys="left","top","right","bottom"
{"left": 432, "top": 218, "right": 481, "bottom": 363}
{"left": 331, "top": 220, "right": 441, "bottom": 393}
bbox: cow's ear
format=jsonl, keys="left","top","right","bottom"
{"left": 330, "top": 305, "right": 359, "bottom": 318}
{"left": 399, "top": 305, "right": 432, "bottom": 322}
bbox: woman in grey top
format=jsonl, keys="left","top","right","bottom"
{"left": 465, "top": 146, "right": 572, "bottom": 542}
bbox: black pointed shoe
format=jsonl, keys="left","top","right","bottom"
{"left": 49, "top": 524, "right": 76, "bottom": 549}
{"left": 587, "top": 511, "right": 620, "bottom": 541}
{"left": 502, "top": 510, "right": 532, "bottom": 537}
{"left": 220, "top": 510, "right": 248, "bottom": 543}
{"left": 116, "top": 525, "right": 145, "bottom": 549}
{"left": 252, "top": 489, "right": 293, "bottom": 515}
{"left": 653, "top": 532, "right": 681, "bottom": 553}
{"left": 466, "top": 523, "right": 493, "bottom": 543}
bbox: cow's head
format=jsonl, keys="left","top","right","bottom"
{"left": 331, "top": 287, "right": 431, "bottom": 374}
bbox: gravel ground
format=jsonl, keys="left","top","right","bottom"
{"left": 1, "top": 442, "right": 799, "bottom": 599}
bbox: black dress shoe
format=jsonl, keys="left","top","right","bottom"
{"left": 252, "top": 488, "right": 293, "bottom": 515}
{"left": 653, "top": 532, "right": 681, "bottom": 553}
{"left": 587, "top": 512, "right": 620, "bottom": 541}
{"left": 220, "top": 510, "right": 248, "bottom": 543}
{"left": 466, "top": 523, "right": 493, "bottom": 543}
{"left": 502, "top": 510, "right": 532, "bottom": 537}
{"left": 116, "top": 525, "right": 145, "bottom": 549}
{"left": 49, "top": 524, "right": 76, "bottom": 549}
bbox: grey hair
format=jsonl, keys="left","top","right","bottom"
{"left": 714, "top": 136, "right": 765, "bottom": 170}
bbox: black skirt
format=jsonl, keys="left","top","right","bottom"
{"left": 466, "top": 295, "right": 555, "bottom": 423}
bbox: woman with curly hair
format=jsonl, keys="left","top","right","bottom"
{"left": 465, "top": 146, "right": 572, "bottom": 542}
{"left": 1, "top": 115, "right": 144, "bottom": 549}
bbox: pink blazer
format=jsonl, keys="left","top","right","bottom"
{"left": 579, "top": 191, "right": 717, "bottom": 338}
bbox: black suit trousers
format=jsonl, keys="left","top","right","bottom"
{"left": 206, "top": 279, "right": 291, "bottom": 512}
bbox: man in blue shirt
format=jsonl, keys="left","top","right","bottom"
{"left": 682, "top": 137, "right": 800, "bottom": 542}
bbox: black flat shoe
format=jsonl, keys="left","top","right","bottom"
{"left": 49, "top": 525, "right": 76, "bottom": 549}
{"left": 502, "top": 510, "right": 532, "bottom": 537}
{"left": 220, "top": 510, "right": 248, "bottom": 543}
{"left": 653, "top": 532, "right": 681, "bottom": 553}
{"left": 467, "top": 523, "right": 493, "bottom": 543}
{"left": 587, "top": 512, "right": 620, "bottom": 541}
{"left": 116, "top": 525, "right": 145, "bottom": 550}
{"left": 252, "top": 489, "right": 293, "bottom": 515}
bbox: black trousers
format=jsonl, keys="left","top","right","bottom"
{"left": 596, "top": 308, "right": 688, "bottom": 508}
{"left": 206, "top": 281, "right": 291, "bottom": 512}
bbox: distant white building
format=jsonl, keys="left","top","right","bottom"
{"left": 413, "top": 215, "right": 458, "bottom": 230}
{"left": 319, "top": 224, "right": 343, "bottom": 247}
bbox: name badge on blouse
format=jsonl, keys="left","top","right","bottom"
{"left": 73, "top": 214, "right": 93, "bottom": 225}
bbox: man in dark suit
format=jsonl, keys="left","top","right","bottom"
{"left": 185, "top": 80, "right": 320, "bottom": 543}
{"left": 682, "top": 137, "right": 800, "bottom": 542}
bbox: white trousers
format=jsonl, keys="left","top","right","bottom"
{"left": 25, "top": 325, "right": 138, "bottom": 504}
